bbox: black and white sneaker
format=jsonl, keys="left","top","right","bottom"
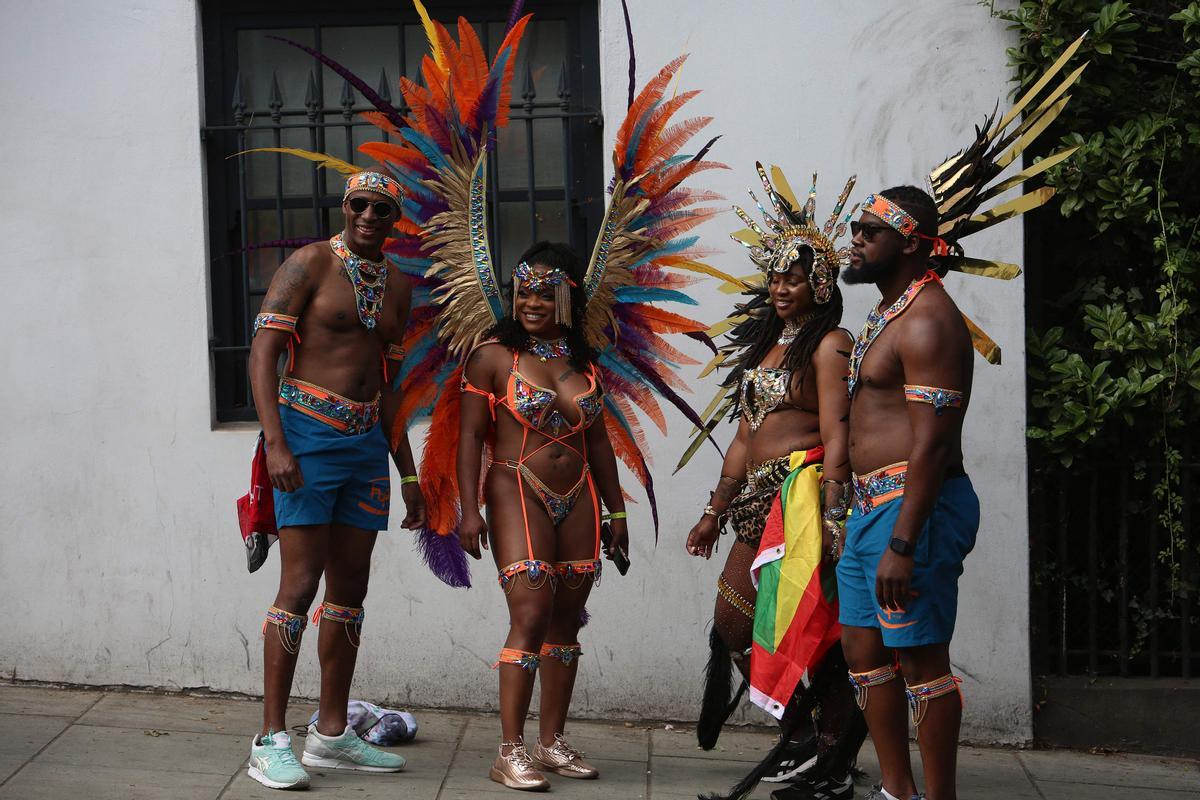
{"left": 771, "top": 772, "right": 854, "bottom": 800}
{"left": 760, "top": 737, "right": 819, "bottom": 783}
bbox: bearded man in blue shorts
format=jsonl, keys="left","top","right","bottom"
{"left": 837, "top": 186, "right": 979, "bottom": 800}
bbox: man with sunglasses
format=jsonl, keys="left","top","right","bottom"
{"left": 834, "top": 186, "right": 979, "bottom": 800}
{"left": 245, "top": 170, "right": 426, "bottom": 789}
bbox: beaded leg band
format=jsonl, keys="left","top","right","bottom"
{"left": 717, "top": 573, "right": 755, "bottom": 620}
{"left": 263, "top": 606, "right": 307, "bottom": 655}
{"left": 498, "top": 560, "right": 557, "bottom": 593}
{"left": 848, "top": 663, "right": 898, "bottom": 711}
{"left": 493, "top": 648, "right": 541, "bottom": 671}
{"left": 540, "top": 642, "right": 583, "bottom": 665}
{"left": 905, "top": 673, "right": 962, "bottom": 730}
{"left": 555, "top": 559, "right": 602, "bottom": 590}
{"left": 312, "top": 602, "right": 365, "bottom": 648}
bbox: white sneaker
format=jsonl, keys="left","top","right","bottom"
{"left": 301, "top": 725, "right": 406, "bottom": 772}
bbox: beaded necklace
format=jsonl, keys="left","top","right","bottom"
{"left": 527, "top": 336, "right": 571, "bottom": 362}
{"left": 330, "top": 233, "right": 387, "bottom": 330}
{"left": 847, "top": 270, "right": 941, "bottom": 397}
{"left": 777, "top": 311, "right": 819, "bottom": 346}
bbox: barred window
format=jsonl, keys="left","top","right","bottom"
{"left": 202, "top": 1, "right": 603, "bottom": 422}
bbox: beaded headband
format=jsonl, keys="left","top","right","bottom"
{"left": 513, "top": 260, "right": 576, "bottom": 326}
{"left": 861, "top": 193, "right": 919, "bottom": 236}
{"left": 343, "top": 171, "right": 402, "bottom": 207}
{"left": 513, "top": 261, "right": 576, "bottom": 293}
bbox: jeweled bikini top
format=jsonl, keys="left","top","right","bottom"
{"left": 739, "top": 367, "right": 792, "bottom": 432}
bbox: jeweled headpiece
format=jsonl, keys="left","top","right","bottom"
{"left": 861, "top": 193, "right": 918, "bottom": 236}
{"left": 512, "top": 260, "right": 576, "bottom": 327}
{"left": 730, "top": 163, "right": 857, "bottom": 305}
{"left": 343, "top": 171, "right": 402, "bottom": 207}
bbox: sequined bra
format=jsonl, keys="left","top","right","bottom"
{"left": 463, "top": 346, "right": 604, "bottom": 435}
{"left": 739, "top": 367, "right": 791, "bottom": 431}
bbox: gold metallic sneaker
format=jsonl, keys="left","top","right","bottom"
{"left": 489, "top": 740, "right": 550, "bottom": 791}
{"left": 532, "top": 733, "right": 599, "bottom": 779}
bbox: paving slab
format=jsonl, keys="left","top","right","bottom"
{"left": 221, "top": 768, "right": 441, "bottom": 800}
{"left": 0, "top": 754, "right": 26, "bottom": 784}
{"left": 652, "top": 725, "right": 777, "bottom": 763}
{"left": 36, "top": 724, "right": 247, "bottom": 776}
{"left": 1019, "top": 749, "right": 1200, "bottom": 792}
{"left": 952, "top": 747, "right": 1039, "bottom": 799}
{"left": 1037, "top": 782, "right": 1200, "bottom": 799}
{"left": 0, "top": 686, "right": 101, "bottom": 718}
{"left": 0, "top": 713, "right": 72, "bottom": 759}
{"left": 76, "top": 692, "right": 313, "bottom": 736}
{"left": 0, "top": 762, "right": 228, "bottom": 800}
{"left": 649, "top": 754, "right": 776, "bottom": 799}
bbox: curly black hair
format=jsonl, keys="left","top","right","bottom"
{"left": 483, "top": 241, "right": 598, "bottom": 370}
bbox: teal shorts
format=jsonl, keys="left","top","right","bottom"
{"left": 271, "top": 404, "right": 391, "bottom": 531}
{"left": 836, "top": 475, "right": 979, "bottom": 647}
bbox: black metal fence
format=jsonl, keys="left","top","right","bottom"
{"left": 201, "top": 2, "right": 603, "bottom": 422}
{"left": 1030, "top": 438, "right": 1197, "bottom": 678}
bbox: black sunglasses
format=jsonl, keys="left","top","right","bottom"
{"left": 849, "top": 220, "right": 896, "bottom": 241}
{"left": 347, "top": 196, "right": 396, "bottom": 219}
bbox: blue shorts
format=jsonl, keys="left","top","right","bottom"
{"left": 836, "top": 475, "right": 979, "bottom": 647}
{"left": 272, "top": 404, "right": 391, "bottom": 531}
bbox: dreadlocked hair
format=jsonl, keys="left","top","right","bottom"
{"left": 720, "top": 249, "right": 844, "bottom": 420}
{"left": 485, "top": 240, "right": 597, "bottom": 371}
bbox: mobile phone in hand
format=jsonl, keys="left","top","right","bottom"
{"left": 600, "top": 522, "right": 630, "bottom": 575}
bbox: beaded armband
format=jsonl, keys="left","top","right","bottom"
{"left": 904, "top": 384, "right": 964, "bottom": 416}
{"left": 253, "top": 312, "right": 299, "bottom": 336}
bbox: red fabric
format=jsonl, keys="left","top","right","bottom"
{"left": 237, "top": 436, "right": 277, "bottom": 544}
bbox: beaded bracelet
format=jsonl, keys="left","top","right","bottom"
{"left": 400, "top": 475, "right": 420, "bottom": 485}
{"left": 603, "top": 511, "right": 628, "bottom": 521}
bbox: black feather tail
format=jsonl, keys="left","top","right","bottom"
{"left": 697, "top": 730, "right": 795, "bottom": 800}
{"left": 697, "top": 628, "right": 737, "bottom": 750}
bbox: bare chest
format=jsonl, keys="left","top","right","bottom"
{"left": 304, "top": 266, "right": 402, "bottom": 342}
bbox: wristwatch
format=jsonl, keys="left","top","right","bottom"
{"left": 889, "top": 537, "right": 915, "bottom": 557}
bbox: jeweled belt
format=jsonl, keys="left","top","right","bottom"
{"left": 851, "top": 461, "right": 908, "bottom": 515}
{"left": 278, "top": 377, "right": 380, "bottom": 435}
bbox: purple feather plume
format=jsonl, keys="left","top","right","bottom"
{"left": 505, "top": 0, "right": 526, "bottom": 33}
{"left": 684, "top": 330, "right": 718, "bottom": 355}
{"left": 620, "top": 0, "right": 636, "bottom": 110}
{"left": 415, "top": 526, "right": 472, "bottom": 588}
{"left": 229, "top": 237, "right": 321, "bottom": 255}
{"left": 268, "top": 36, "right": 407, "bottom": 132}
{"left": 579, "top": 606, "right": 590, "bottom": 628}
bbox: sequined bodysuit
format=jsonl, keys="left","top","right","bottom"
{"left": 462, "top": 346, "right": 605, "bottom": 590}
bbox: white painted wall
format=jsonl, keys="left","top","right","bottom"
{"left": 0, "top": 1, "right": 1028, "bottom": 743}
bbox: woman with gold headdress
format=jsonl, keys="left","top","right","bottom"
{"left": 681, "top": 167, "right": 866, "bottom": 800}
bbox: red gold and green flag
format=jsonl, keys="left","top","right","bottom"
{"left": 748, "top": 449, "right": 842, "bottom": 718}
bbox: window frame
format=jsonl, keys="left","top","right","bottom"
{"left": 201, "top": 0, "right": 604, "bottom": 422}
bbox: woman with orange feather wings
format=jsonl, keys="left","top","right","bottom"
{"left": 378, "top": 6, "right": 727, "bottom": 789}
{"left": 245, "top": 2, "right": 728, "bottom": 786}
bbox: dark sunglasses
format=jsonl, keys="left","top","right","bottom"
{"left": 347, "top": 196, "right": 396, "bottom": 219}
{"left": 849, "top": 220, "right": 896, "bottom": 241}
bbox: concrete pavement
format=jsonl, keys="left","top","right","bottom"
{"left": 0, "top": 684, "right": 1196, "bottom": 799}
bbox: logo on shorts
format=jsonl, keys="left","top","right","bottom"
{"left": 357, "top": 476, "right": 390, "bottom": 516}
{"left": 877, "top": 609, "right": 917, "bottom": 629}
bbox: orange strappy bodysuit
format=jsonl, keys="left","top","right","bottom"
{"left": 462, "top": 347, "right": 606, "bottom": 591}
